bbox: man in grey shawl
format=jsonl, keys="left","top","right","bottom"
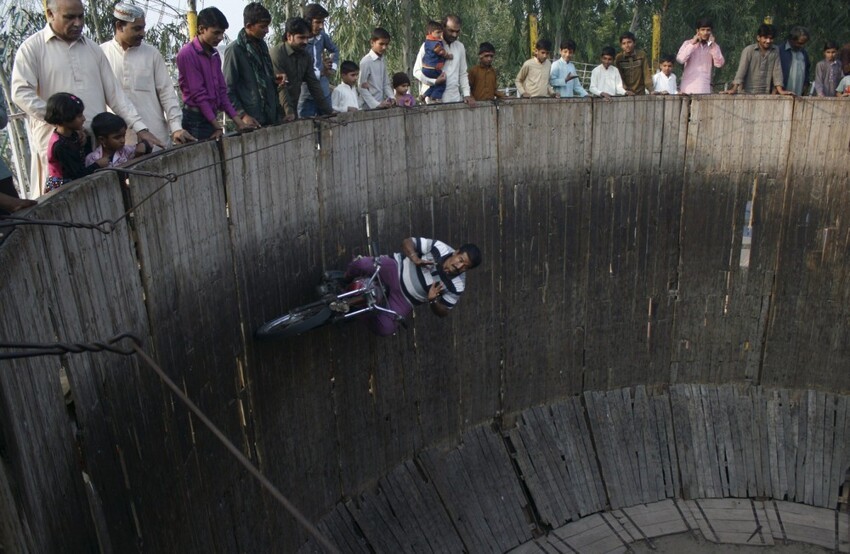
{"left": 223, "top": 2, "right": 282, "bottom": 126}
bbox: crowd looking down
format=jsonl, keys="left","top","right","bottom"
{"left": 4, "top": 0, "right": 850, "bottom": 205}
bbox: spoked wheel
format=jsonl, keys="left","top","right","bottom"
{"left": 254, "top": 301, "right": 334, "bottom": 340}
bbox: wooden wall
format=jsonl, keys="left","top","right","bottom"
{"left": 299, "top": 384, "right": 850, "bottom": 553}
{"left": 0, "top": 96, "right": 848, "bottom": 552}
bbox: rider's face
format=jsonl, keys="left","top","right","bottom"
{"left": 443, "top": 251, "right": 472, "bottom": 276}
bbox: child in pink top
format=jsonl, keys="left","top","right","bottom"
{"left": 393, "top": 72, "right": 417, "bottom": 107}
{"left": 43, "top": 93, "right": 108, "bottom": 194}
{"left": 85, "top": 112, "right": 151, "bottom": 168}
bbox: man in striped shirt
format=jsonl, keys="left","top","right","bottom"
{"left": 345, "top": 237, "right": 482, "bottom": 336}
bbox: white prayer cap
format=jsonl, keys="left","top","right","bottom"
{"left": 113, "top": 2, "right": 145, "bottom": 22}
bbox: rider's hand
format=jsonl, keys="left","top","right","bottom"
{"left": 410, "top": 255, "right": 433, "bottom": 267}
{"left": 428, "top": 282, "right": 444, "bottom": 302}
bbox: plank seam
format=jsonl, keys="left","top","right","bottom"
{"left": 599, "top": 511, "right": 632, "bottom": 550}
{"left": 748, "top": 499, "right": 765, "bottom": 545}
{"left": 672, "top": 498, "right": 696, "bottom": 536}
{"left": 771, "top": 500, "right": 788, "bottom": 543}
{"left": 694, "top": 499, "right": 720, "bottom": 543}
{"left": 619, "top": 507, "right": 656, "bottom": 549}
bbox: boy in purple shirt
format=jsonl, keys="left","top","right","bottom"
{"left": 176, "top": 7, "right": 257, "bottom": 140}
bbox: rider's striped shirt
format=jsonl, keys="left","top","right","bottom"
{"left": 394, "top": 237, "right": 466, "bottom": 309}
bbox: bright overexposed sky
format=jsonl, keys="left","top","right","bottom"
{"left": 199, "top": 0, "right": 249, "bottom": 40}
{"left": 123, "top": 0, "right": 252, "bottom": 42}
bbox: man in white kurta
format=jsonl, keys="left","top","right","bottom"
{"left": 11, "top": 0, "right": 163, "bottom": 198}
{"left": 101, "top": 3, "right": 194, "bottom": 147}
{"left": 412, "top": 15, "right": 474, "bottom": 104}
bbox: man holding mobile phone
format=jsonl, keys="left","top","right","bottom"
{"left": 676, "top": 17, "right": 725, "bottom": 94}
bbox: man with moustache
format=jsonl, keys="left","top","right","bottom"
{"left": 11, "top": 0, "right": 164, "bottom": 198}
{"left": 102, "top": 2, "right": 195, "bottom": 147}
{"left": 270, "top": 17, "right": 332, "bottom": 120}
{"left": 413, "top": 14, "right": 475, "bottom": 105}
{"left": 342, "top": 237, "right": 482, "bottom": 336}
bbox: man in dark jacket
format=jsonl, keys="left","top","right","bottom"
{"left": 777, "top": 26, "right": 811, "bottom": 96}
{"left": 223, "top": 2, "right": 282, "bottom": 126}
{"left": 270, "top": 17, "right": 332, "bottom": 120}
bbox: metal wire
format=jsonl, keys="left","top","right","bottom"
{"left": 0, "top": 333, "right": 140, "bottom": 360}
{"left": 0, "top": 334, "right": 341, "bottom": 553}
{"left": 129, "top": 343, "right": 342, "bottom": 554}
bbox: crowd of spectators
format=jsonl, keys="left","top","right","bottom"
{"left": 5, "top": 0, "right": 850, "bottom": 202}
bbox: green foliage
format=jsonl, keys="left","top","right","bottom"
{"left": 0, "top": 4, "right": 45, "bottom": 78}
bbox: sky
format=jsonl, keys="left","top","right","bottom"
{"left": 199, "top": 0, "right": 248, "bottom": 40}
{"left": 123, "top": 0, "right": 250, "bottom": 42}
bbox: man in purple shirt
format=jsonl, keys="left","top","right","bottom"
{"left": 176, "top": 7, "right": 258, "bottom": 140}
{"left": 676, "top": 17, "right": 724, "bottom": 94}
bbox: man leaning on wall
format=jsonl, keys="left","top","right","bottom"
{"left": 11, "top": 0, "right": 164, "bottom": 198}
{"left": 102, "top": 2, "right": 196, "bottom": 147}
{"left": 223, "top": 2, "right": 283, "bottom": 126}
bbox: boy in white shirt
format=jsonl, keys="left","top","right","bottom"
{"left": 332, "top": 61, "right": 363, "bottom": 112}
{"left": 652, "top": 54, "right": 678, "bottom": 95}
{"left": 589, "top": 46, "right": 629, "bottom": 98}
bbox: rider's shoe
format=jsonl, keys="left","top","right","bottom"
{"left": 329, "top": 300, "right": 349, "bottom": 313}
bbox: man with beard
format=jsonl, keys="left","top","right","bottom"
{"left": 11, "top": 0, "right": 164, "bottom": 198}
{"left": 778, "top": 26, "right": 811, "bottom": 96}
{"left": 102, "top": 2, "right": 195, "bottom": 147}
{"left": 342, "top": 237, "right": 482, "bottom": 336}
{"left": 413, "top": 14, "right": 475, "bottom": 105}
{"left": 270, "top": 17, "right": 332, "bottom": 121}
{"left": 223, "top": 2, "right": 282, "bottom": 126}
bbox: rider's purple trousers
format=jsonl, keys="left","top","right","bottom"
{"left": 346, "top": 256, "right": 412, "bottom": 336}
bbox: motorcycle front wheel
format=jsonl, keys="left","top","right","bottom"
{"left": 254, "top": 301, "right": 333, "bottom": 340}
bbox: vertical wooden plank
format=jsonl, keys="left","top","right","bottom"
{"left": 652, "top": 393, "right": 679, "bottom": 498}
{"left": 788, "top": 392, "right": 810, "bottom": 502}
{"left": 584, "top": 96, "right": 686, "bottom": 390}
{"left": 734, "top": 390, "right": 757, "bottom": 497}
{"left": 561, "top": 397, "right": 607, "bottom": 513}
{"left": 829, "top": 395, "right": 848, "bottom": 508}
{"left": 761, "top": 99, "right": 850, "bottom": 391}
{"left": 499, "top": 99, "right": 591, "bottom": 409}
{"left": 674, "top": 97, "right": 793, "bottom": 384}
{"left": 0, "top": 208, "right": 101, "bottom": 553}
{"left": 670, "top": 385, "right": 696, "bottom": 499}
{"left": 695, "top": 384, "right": 721, "bottom": 498}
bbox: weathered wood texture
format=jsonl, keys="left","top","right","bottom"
{"left": 309, "top": 385, "right": 850, "bottom": 552}
{"left": 0, "top": 174, "right": 155, "bottom": 553}
{"left": 672, "top": 97, "right": 792, "bottom": 384}
{"left": 762, "top": 98, "right": 850, "bottom": 391}
{"left": 2, "top": 97, "right": 850, "bottom": 552}
{"left": 507, "top": 497, "right": 850, "bottom": 553}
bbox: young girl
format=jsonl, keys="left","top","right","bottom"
{"left": 392, "top": 72, "right": 417, "bottom": 107}
{"left": 43, "top": 93, "right": 107, "bottom": 194}
{"left": 85, "top": 112, "right": 151, "bottom": 168}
